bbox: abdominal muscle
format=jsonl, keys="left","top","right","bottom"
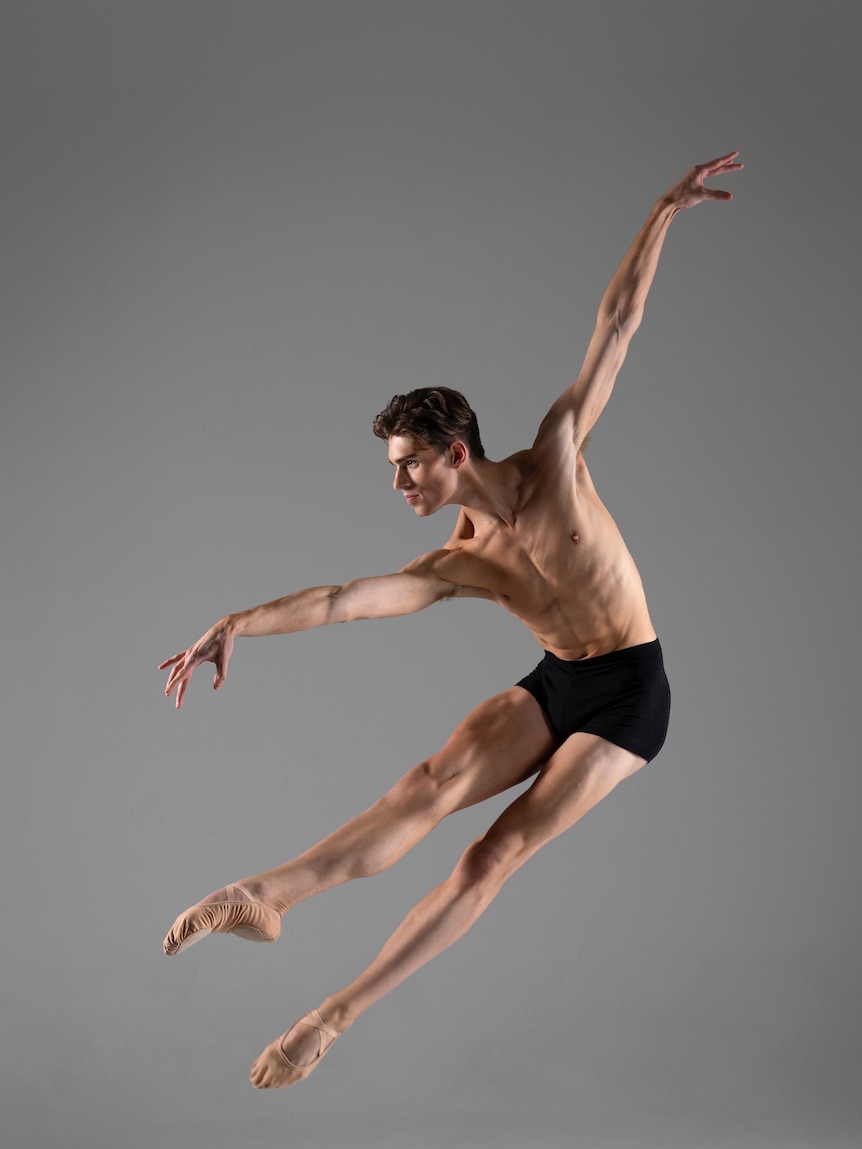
{"left": 452, "top": 456, "right": 657, "bottom": 661}
{"left": 497, "top": 546, "right": 656, "bottom": 661}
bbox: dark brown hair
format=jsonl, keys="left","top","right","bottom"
{"left": 372, "top": 387, "right": 485, "bottom": 461}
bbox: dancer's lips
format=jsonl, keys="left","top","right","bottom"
{"left": 404, "top": 493, "right": 419, "bottom": 504}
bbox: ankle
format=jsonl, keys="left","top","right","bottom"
{"left": 317, "top": 996, "right": 355, "bottom": 1033}
{"left": 239, "top": 875, "right": 288, "bottom": 917}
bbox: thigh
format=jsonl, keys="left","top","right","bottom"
{"left": 477, "top": 731, "right": 646, "bottom": 865}
{"left": 424, "top": 687, "right": 559, "bottom": 814}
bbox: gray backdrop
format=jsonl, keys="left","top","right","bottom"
{"left": 2, "top": 2, "right": 860, "bottom": 1147}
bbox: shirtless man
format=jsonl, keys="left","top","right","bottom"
{"left": 161, "top": 152, "right": 742, "bottom": 1090}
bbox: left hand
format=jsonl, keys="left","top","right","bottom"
{"left": 664, "top": 150, "right": 743, "bottom": 211}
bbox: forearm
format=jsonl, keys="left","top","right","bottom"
{"left": 225, "top": 567, "right": 447, "bottom": 640}
{"left": 598, "top": 195, "right": 678, "bottom": 331}
{"left": 162, "top": 583, "right": 362, "bottom": 708}
{"left": 228, "top": 584, "right": 342, "bottom": 639}
{"left": 162, "top": 566, "right": 451, "bottom": 707}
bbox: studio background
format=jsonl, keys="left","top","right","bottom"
{"left": 2, "top": 3, "right": 860, "bottom": 1147}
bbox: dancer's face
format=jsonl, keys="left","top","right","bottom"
{"left": 387, "top": 435, "right": 461, "bottom": 516}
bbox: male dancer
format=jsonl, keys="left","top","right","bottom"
{"left": 161, "top": 152, "right": 742, "bottom": 1089}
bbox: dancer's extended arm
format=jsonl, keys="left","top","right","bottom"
{"left": 160, "top": 555, "right": 476, "bottom": 709}
{"left": 535, "top": 150, "right": 742, "bottom": 454}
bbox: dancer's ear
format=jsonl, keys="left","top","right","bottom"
{"left": 449, "top": 441, "right": 468, "bottom": 469}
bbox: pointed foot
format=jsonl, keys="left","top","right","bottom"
{"left": 250, "top": 1008, "right": 341, "bottom": 1089}
{"left": 163, "top": 883, "right": 281, "bottom": 956}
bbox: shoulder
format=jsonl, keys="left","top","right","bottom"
{"left": 400, "top": 543, "right": 469, "bottom": 582}
{"left": 395, "top": 510, "right": 474, "bottom": 584}
{"left": 399, "top": 544, "right": 497, "bottom": 603}
{"left": 516, "top": 427, "right": 585, "bottom": 492}
{"left": 532, "top": 396, "right": 579, "bottom": 456}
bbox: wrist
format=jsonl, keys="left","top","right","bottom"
{"left": 655, "top": 194, "right": 681, "bottom": 221}
{"left": 223, "top": 611, "right": 246, "bottom": 639}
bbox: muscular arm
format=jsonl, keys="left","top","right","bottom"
{"left": 233, "top": 571, "right": 454, "bottom": 634}
{"left": 536, "top": 151, "right": 742, "bottom": 452}
{"left": 160, "top": 558, "right": 472, "bottom": 708}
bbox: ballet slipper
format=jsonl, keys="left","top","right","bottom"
{"left": 250, "top": 1008, "right": 341, "bottom": 1089}
{"left": 163, "top": 883, "right": 281, "bottom": 956}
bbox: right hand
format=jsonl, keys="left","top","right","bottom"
{"left": 159, "top": 617, "right": 236, "bottom": 710}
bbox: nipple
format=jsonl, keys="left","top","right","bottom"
{"left": 571, "top": 531, "right": 580, "bottom": 544}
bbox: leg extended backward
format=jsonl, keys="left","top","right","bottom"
{"left": 163, "top": 688, "right": 556, "bottom": 955}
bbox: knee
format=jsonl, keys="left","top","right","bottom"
{"left": 454, "top": 831, "right": 526, "bottom": 896}
{"left": 385, "top": 756, "right": 463, "bottom": 819}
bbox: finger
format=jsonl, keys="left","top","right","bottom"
{"left": 158, "top": 653, "right": 184, "bottom": 671}
{"left": 165, "top": 658, "right": 193, "bottom": 697}
{"left": 213, "top": 649, "right": 230, "bottom": 690}
{"left": 715, "top": 150, "right": 740, "bottom": 167}
{"left": 175, "top": 676, "right": 188, "bottom": 710}
{"left": 700, "top": 149, "right": 740, "bottom": 172}
{"left": 698, "top": 158, "right": 742, "bottom": 183}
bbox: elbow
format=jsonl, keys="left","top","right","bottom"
{"left": 601, "top": 303, "right": 642, "bottom": 336}
{"left": 621, "top": 302, "right": 644, "bottom": 333}
{"left": 324, "top": 583, "right": 352, "bottom": 624}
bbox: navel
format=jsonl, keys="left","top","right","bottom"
{"left": 570, "top": 531, "right": 581, "bottom": 544}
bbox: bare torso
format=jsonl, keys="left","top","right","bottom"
{"left": 427, "top": 445, "right": 656, "bottom": 661}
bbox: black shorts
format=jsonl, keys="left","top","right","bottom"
{"left": 515, "top": 639, "right": 671, "bottom": 762}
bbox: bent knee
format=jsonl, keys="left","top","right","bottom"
{"left": 455, "top": 831, "right": 528, "bottom": 893}
{"left": 385, "top": 757, "right": 464, "bottom": 819}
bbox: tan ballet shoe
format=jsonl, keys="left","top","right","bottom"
{"left": 250, "top": 1008, "right": 341, "bottom": 1089}
{"left": 163, "top": 883, "right": 281, "bottom": 956}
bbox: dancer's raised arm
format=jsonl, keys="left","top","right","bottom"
{"left": 535, "top": 151, "right": 742, "bottom": 454}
